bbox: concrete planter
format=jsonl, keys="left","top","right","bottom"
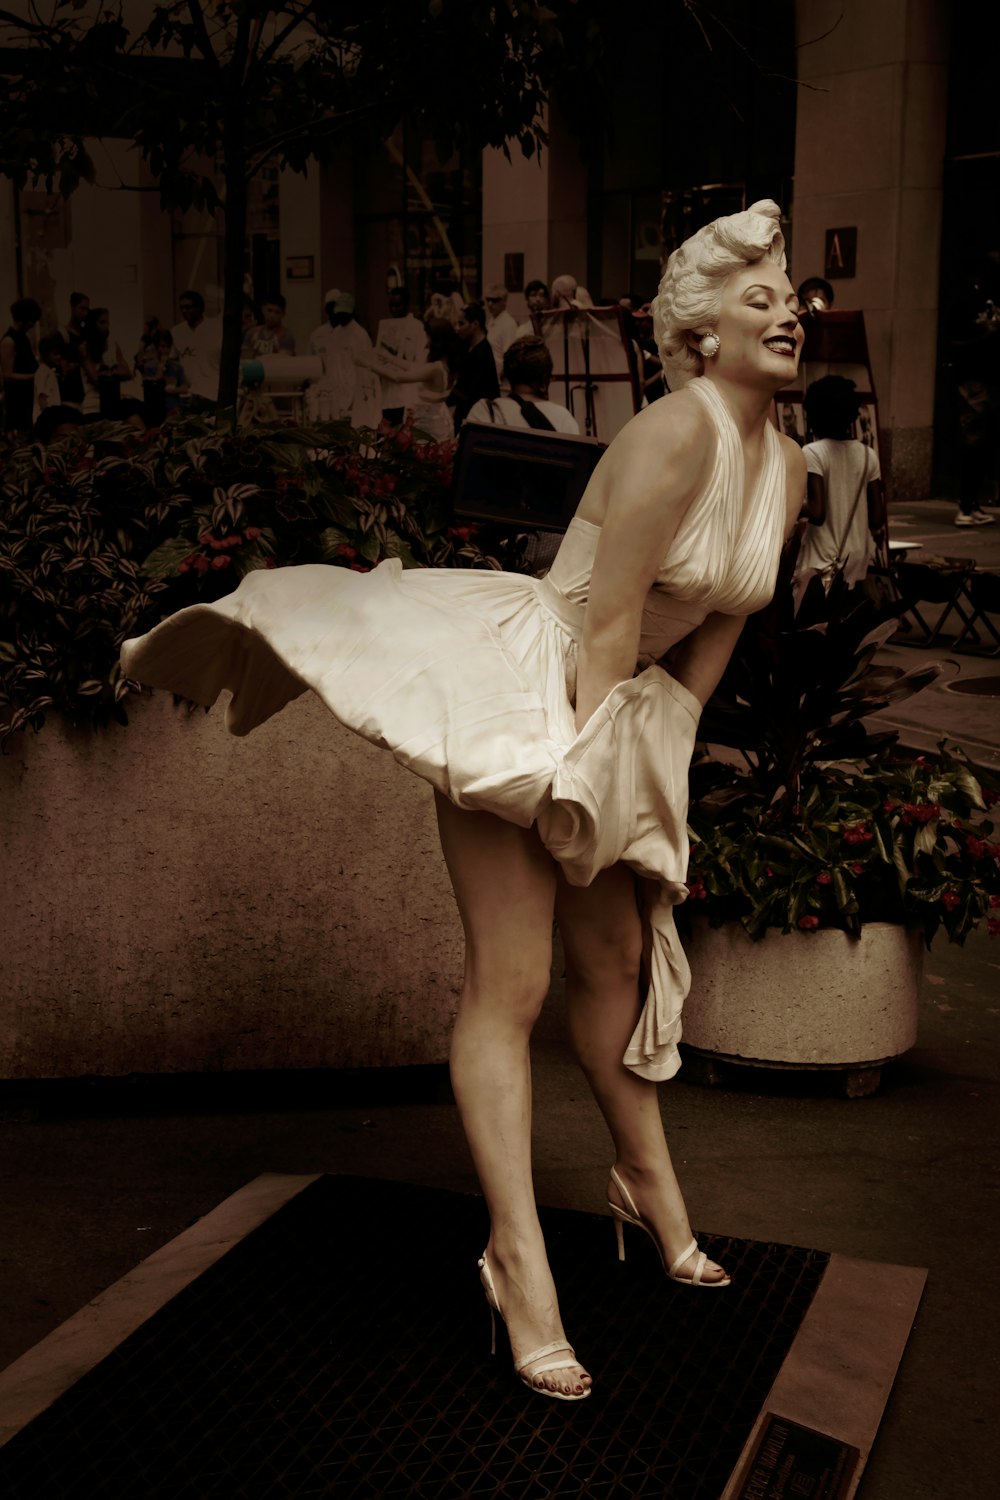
{"left": 681, "top": 919, "right": 924, "bottom": 1096}
{"left": 0, "top": 692, "right": 463, "bottom": 1079}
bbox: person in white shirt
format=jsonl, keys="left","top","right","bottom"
{"left": 484, "top": 284, "right": 520, "bottom": 377}
{"left": 170, "top": 289, "right": 222, "bottom": 412}
{"left": 795, "top": 375, "right": 884, "bottom": 598}
{"left": 306, "top": 289, "right": 381, "bottom": 427}
{"left": 465, "top": 335, "right": 581, "bottom": 434}
{"left": 465, "top": 336, "right": 582, "bottom": 574}
{"left": 374, "top": 286, "right": 428, "bottom": 422}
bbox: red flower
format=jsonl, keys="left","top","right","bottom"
{"left": 335, "top": 543, "right": 357, "bottom": 559}
{"left": 941, "top": 890, "right": 961, "bottom": 911}
{"left": 988, "top": 916, "right": 1000, "bottom": 937}
{"left": 447, "top": 526, "right": 474, "bottom": 542}
{"left": 882, "top": 799, "right": 898, "bottom": 814}
{"left": 199, "top": 531, "right": 215, "bottom": 546}
{"left": 192, "top": 555, "right": 211, "bottom": 573}
{"left": 989, "top": 894, "right": 1000, "bottom": 908}
{"left": 685, "top": 876, "right": 707, "bottom": 900}
{"left": 349, "top": 561, "right": 372, "bottom": 572}
{"left": 211, "top": 554, "right": 231, "bottom": 570}
{"left": 244, "top": 526, "right": 261, "bottom": 540}
{"left": 966, "top": 835, "right": 988, "bottom": 859}
{"left": 798, "top": 915, "right": 820, "bottom": 930}
{"left": 851, "top": 862, "right": 864, "bottom": 875}
{"left": 901, "top": 802, "right": 939, "bottom": 826}
{"left": 262, "top": 557, "right": 276, "bottom": 569}
{"left": 816, "top": 872, "right": 832, "bottom": 885}
{"left": 843, "top": 824, "right": 874, "bottom": 845}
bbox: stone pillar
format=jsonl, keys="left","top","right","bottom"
{"left": 279, "top": 164, "right": 324, "bottom": 353}
{"left": 481, "top": 110, "right": 588, "bottom": 322}
{"left": 793, "top": 0, "right": 949, "bottom": 497}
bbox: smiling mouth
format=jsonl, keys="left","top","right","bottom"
{"left": 763, "top": 336, "right": 798, "bottom": 355}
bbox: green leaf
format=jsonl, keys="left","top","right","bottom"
{"left": 141, "top": 536, "right": 196, "bottom": 578}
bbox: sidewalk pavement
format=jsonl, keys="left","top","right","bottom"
{"left": 871, "top": 497, "right": 1000, "bottom": 769}
{"left": 0, "top": 496, "right": 997, "bottom": 1498}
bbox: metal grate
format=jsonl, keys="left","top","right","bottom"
{"left": 0, "top": 1176, "right": 828, "bottom": 1498}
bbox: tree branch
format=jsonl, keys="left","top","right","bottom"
{"left": 254, "top": 3, "right": 318, "bottom": 73}
{"left": 242, "top": 101, "right": 377, "bottom": 178}
{"left": 185, "top": 0, "right": 222, "bottom": 74}
{"left": 796, "top": 9, "right": 845, "bottom": 50}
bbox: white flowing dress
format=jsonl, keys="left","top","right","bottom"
{"left": 121, "top": 377, "right": 787, "bottom": 1082}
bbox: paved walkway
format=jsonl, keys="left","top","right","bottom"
{"left": 872, "top": 498, "right": 1000, "bottom": 768}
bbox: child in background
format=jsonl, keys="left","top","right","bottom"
{"left": 796, "top": 374, "right": 884, "bottom": 597}
{"left": 33, "top": 333, "right": 85, "bottom": 420}
{"left": 137, "top": 329, "right": 188, "bottom": 416}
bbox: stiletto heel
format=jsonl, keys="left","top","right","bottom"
{"left": 607, "top": 1166, "right": 731, "bottom": 1288}
{"left": 478, "top": 1252, "right": 591, "bottom": 1401}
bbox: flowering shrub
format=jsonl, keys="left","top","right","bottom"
{"left": 686, "top": 745, "right": 1000, "bottom": 947}
{"left": 685, "top": 556, "right": 1000, "bottom": 946}
{"left": 0, "top": 416, "right": 514, "bottom": 743}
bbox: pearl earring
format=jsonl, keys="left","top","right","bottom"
{"left": 699, "top": 333, "right": 721, "bottom": 358}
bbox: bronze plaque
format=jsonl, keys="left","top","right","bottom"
{"left": 736, "top": 1414, "right": 859, "bottom": 1499}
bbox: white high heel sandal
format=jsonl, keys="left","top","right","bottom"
{"left": 607, "top": 1166, "right": 731, "bottom": 1288}
{"left": 478, "top": 1253, "right": 592, "bottom": 1401}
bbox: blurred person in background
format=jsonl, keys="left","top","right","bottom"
{"left": 375, "top": 285, "right": 428, "bottom": 425}
{"left": 244, "top": 293, "right": 295, "bottom": 357}
{"left": 306, "top": 289, "right": 381, "bottom": 428}
{"left": 485, "top": 282, "right": 519, "bottom": 377}
{"left": 796, "top": 276, "right": 834, "bottom": 317}
{"left": 448, "top": 302, "right": 499, "bottom": 426}
{"left": 465, "top": 334, "right": 579, "bottom": 433}
{"left": 138, "top": 328, "right": 189, "bottom": 419}
{"left": 794, "top": 375, "right": 884, "bottom": 599}
{"left": 947, "top": 250, "right": 1000, "bottom": 525}
{"left": 1, "top": 297, "right": 41, "bottom": 436}
{"left": 171, "top": 290, "right": 221, "bottom": 413}
{"left": 57, "top": 291, "right": 89, "bottom": 350}
{"left": 34, "top": 333, "right": 85, "bottom": 421}
{"left": 362, "top": 319, "right": 461, "bottom": 441}
{"left": 77, "top": 306, "right": 130, "bottom": 418}
{"left": 515, "top": 279, "right": 551, "bottom": 337}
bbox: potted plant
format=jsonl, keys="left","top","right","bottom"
{"left": 678, "top": 560, "right": 1000, "bottom": 1095}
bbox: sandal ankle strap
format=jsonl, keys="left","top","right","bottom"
{"left": 515, "top": 1339, "right": 576, "bottom": 1375}
{"left": 609, "top": 1165, "right": 640, "bottom": 1220}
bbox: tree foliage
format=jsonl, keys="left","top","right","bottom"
{"left": 0, "top": 0, "right": 605, "bottom": 411}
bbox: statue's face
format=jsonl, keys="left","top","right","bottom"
{"left": 712, "top": 260, "right": 803, "bottom": 387}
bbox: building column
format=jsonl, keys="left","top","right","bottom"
{"left": 481, "top": 109, "right": 588, "bottom": 321}
{"left": 792, "top": 0, "right": 949, "bottom": 496}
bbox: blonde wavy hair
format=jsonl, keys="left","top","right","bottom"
{"left": 651, "top": 199, "right": 787, "bottom": 387}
